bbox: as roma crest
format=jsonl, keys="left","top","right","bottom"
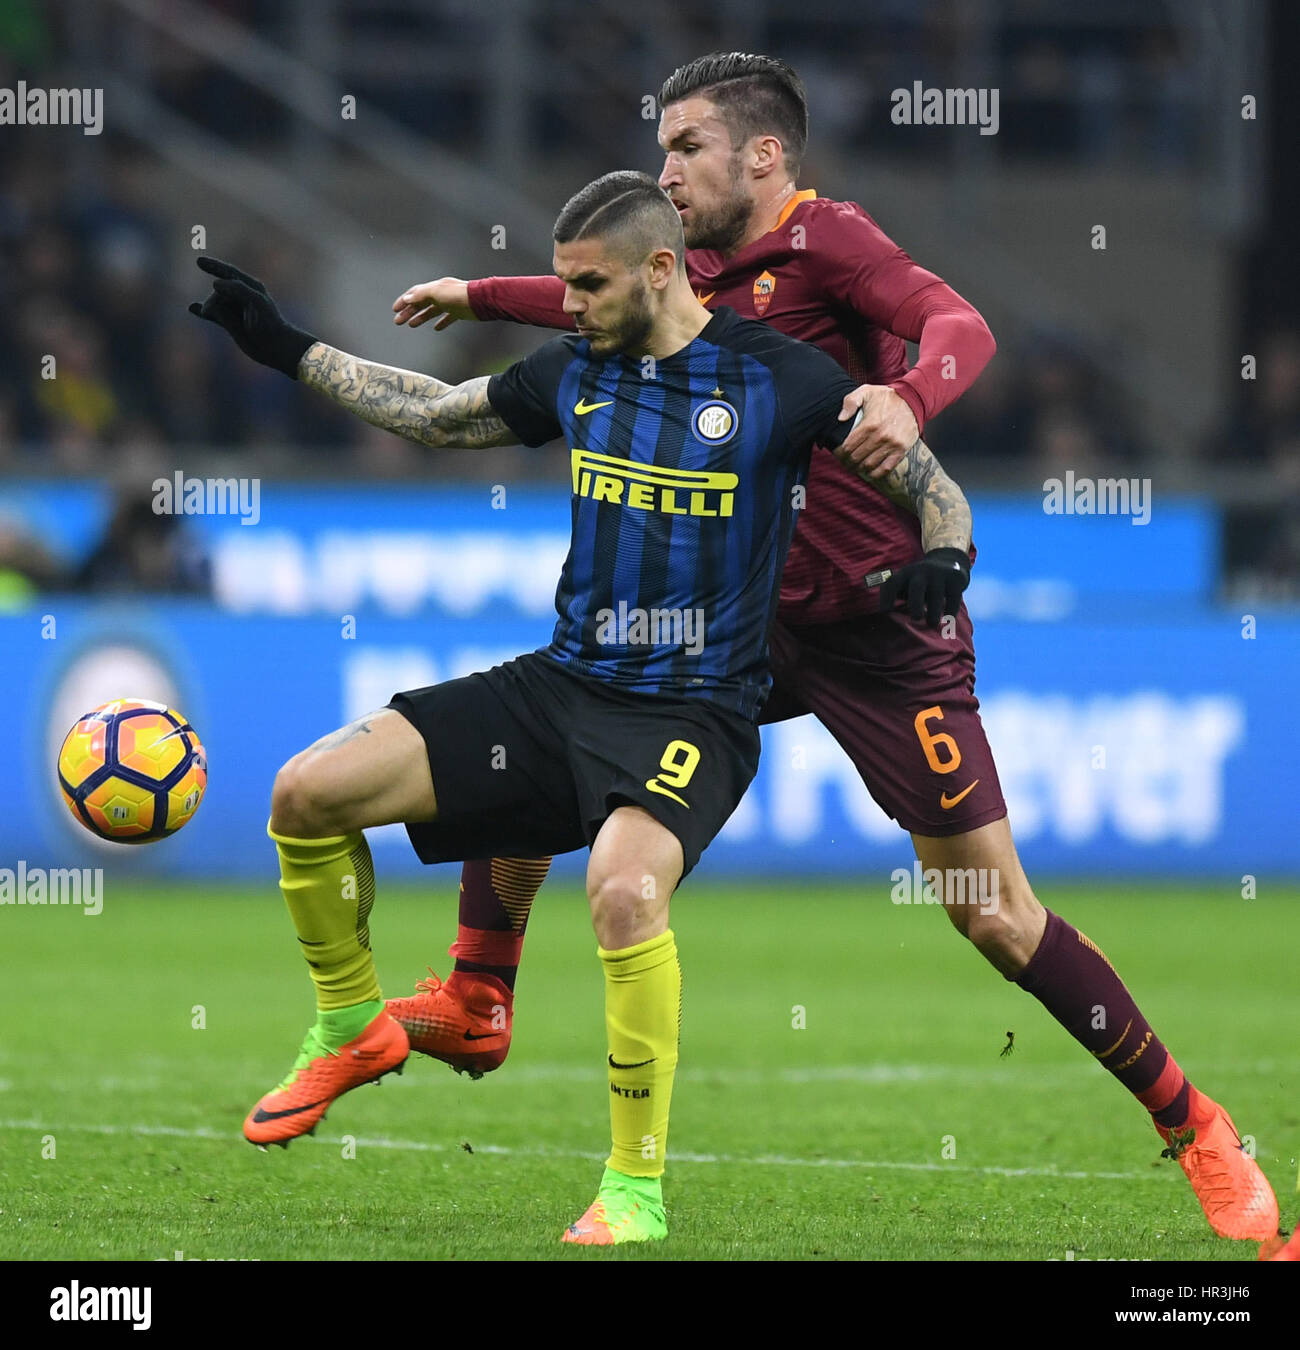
{"left": 753, "top": 270, "right": 776, "bottom": 316}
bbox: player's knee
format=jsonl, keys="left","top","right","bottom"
{"left": 270, "top": 752, "right": 345, "bottom": 839}
{"left": 962, "top": 907, "right": 1013, "bottom": 957}
{"left": 960, "top": 883, "right": 1045, "bottom": 976}
{"left": 588, "top": 869, "right": 665, "bottom": 950}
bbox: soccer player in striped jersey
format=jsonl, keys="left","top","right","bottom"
{"left": 189, "top": 170, "right": 970, "bottom": 1244}
{"left": 389, "top": 52, "right": 1280, "bottom": 1245}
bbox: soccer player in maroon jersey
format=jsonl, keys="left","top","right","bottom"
{"left": 387, "top": 52, "right": 1278, "bottom": 1243}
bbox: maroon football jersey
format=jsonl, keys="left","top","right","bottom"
{"left": 469, "top": 190, "right": 994, "bottom": 623}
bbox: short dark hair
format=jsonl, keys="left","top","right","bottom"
{"left": 552, "top": 170, "right": 685, "bottom": 268}
{"left": 658, "top": 52, "right": 808, "bottom": 178}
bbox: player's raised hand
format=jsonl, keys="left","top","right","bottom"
{"left": 392, "top": 278, "right": 475, "bottom": 330}
{"left": 836, "top": 384, "right": 920, "bottom": 478}
{"left": 194, "top": 255, "right": 270, "bottom": 295}
{"left": 188, "top": 257, "right": 317, "bottom": 379}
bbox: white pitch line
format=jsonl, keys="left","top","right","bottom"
{"left": 3, "top": 1064, "right": 1120, "bottom": 1093}
{"left": 11, "top": 1059, "right": 1299, "bottom": 1092}
{"left": 0, "top": 1118, "right": 1174, "bottom": 1182}
{"left": 499, "top": 1063, "right": 1080, "bottom": 1086}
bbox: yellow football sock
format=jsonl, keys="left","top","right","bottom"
{"left": 600, "top": 929, "right": 680, "bottom": 1179}
{"left": 269, "top": 823, "right": 381, "bottom": 1011}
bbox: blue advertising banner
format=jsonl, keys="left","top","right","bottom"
{"left": 1, "top": 600, "right": 1292, "bottom": 880}
{"left": 1, "top": 480, "right": 1217, "bottom": 623}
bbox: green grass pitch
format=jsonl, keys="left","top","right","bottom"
{"left": 1, "top": 878, "right": 1294, "bottom": 1260}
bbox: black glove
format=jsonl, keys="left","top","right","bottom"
{"left": 873, "top": 547, "right": 971, "bottom": 626}
{"left": 188, "top": 256, "right": 318, "bottom": 378}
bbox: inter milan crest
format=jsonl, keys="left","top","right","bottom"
{"left": 692, "top": 398, "right": 738, "bottom": 445}
{"left": 752, "top": 269, "right": 776, "bottom": 316}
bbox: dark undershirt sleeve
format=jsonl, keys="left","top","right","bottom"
{"left": 769, "top": 334, "right": 864, "bottom": 455}
{"left": 484, "top": 337, "right": 574, "bottom": 446}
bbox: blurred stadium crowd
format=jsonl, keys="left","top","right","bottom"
{"left": 0, "top": 0, "right": 1296, "bottom": 598}
{"left": 0, "top": 138, "right": 1168, "bottom": 478}
{"left": 0, "top": 142, "right": 360, "bottom": 472}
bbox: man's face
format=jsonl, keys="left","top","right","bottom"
{"left": 657, "top": 96, "right": 755, "bottom": 253}
{"left": 553, "top": 237, "right": 655, "bottom": 356}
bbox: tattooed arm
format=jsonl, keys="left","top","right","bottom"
{"left": 844, "top": 437, "right": 972, "bottom": 554}
{"left": 298, "top": 343, "right": 518, "bottom": 449}
{"left": 186, "top": 257, "right": 518, "bottom": 447}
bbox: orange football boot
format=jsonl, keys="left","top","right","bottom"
{"left": 1155, "top": 1089, "right": 1279, "bottom": 1240}
{"left": 384, "top": 969, "right": 512, "bottom": 1079}
{"left": 243, "top": 1009, "right": 408, "bottom": 1147}
{"left": 1259, "top": 1223, "right": 1300, "bottom": 1261}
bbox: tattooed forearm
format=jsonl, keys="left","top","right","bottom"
{"left": 861, "top": 439, "right": 972, "bottom": 553}
{"left": 298, "top": 343, "right": 518, "bottom": 448}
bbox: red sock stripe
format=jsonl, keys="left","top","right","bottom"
{"left": 449, "top": 923, "right": 524, "bottom": 967}
{"left": 1135, "top": 1052, "right": 1184, "bottom": 1113}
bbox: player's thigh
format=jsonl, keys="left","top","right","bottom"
{"left": 390, "top": 660, "right": 586, "bottom": 865}
{"left": 784, "top": 609, "right": 1009, "bottom": 837}
{"left": 587, "top": 804, "right": 684, "bottom": 950}
{"left": 271, "top": 708, "right": 435, "bottom": 836}
{"left": 571, "top": 694, "right": 758, "bottom": 886}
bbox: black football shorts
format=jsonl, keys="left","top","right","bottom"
{"left": 387, "top": 651, "right": 759, "bottom": 879}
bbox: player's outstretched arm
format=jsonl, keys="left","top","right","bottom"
{"left": 188, "top": 257, "right": 517, "bottom": 449}
{"left": 392, "top": 277, "right": 476, "bottom": 330}
{"left": 393, "top": 274, "right": 572, "bottom": 331}
{"left": 298, "top": 345, "right": 517, "bottom": 449}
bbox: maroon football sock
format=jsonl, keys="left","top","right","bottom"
{"left": 449, "top": 856, "right": 550, "bottom": 991}
{"left": 1014, "top": 909, "right": 1204, "bottom": 1130}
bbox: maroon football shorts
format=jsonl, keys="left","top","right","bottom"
{"left": 761, "top": 604, "right": 1007, "bottom": 838}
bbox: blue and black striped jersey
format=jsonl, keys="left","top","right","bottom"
{"left": 487, "top": 306, "right": 860, "bottom": 718}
